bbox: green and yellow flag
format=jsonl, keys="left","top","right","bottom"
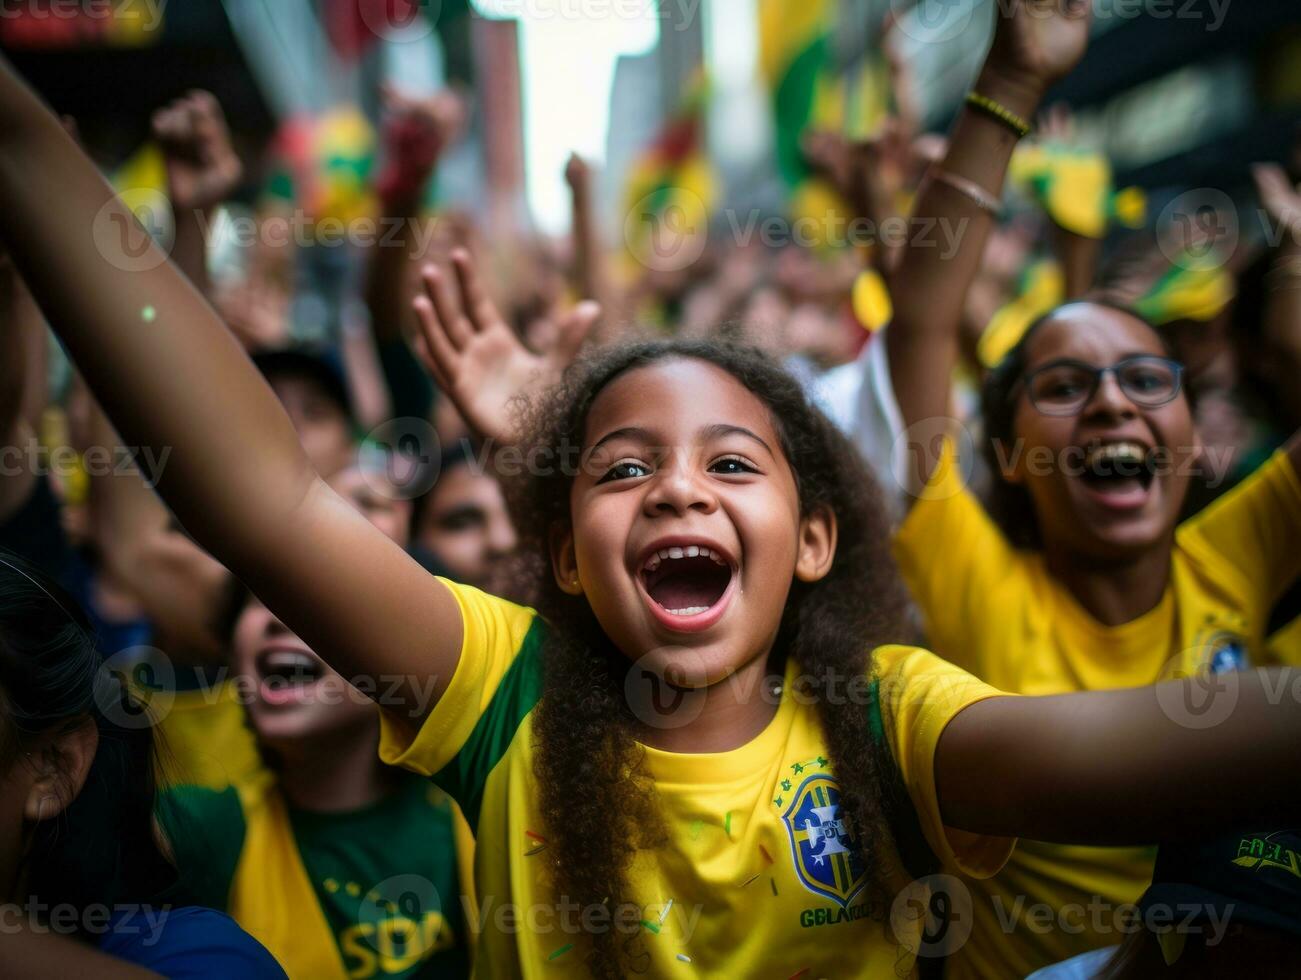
{"left": 622, "top": 71, "right": 718, "bottom": 271}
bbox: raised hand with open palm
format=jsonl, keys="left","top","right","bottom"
{"left": 412, "top": 248, "right": 600, "bottom": 445}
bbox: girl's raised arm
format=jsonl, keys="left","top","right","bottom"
{"left": 937, "top": 671, "right": 1301, "bottom": 843}
{"left": 0, "top": 58, "right": 463, "bottom": 725}
{"left": 886, "top": 0, "right": 1089, "bottom": 490}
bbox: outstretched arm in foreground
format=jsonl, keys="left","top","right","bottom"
{"left": 939, "top": 670, "right": 1301, "bottom": 843}
{"left": 0, "top": 57, "right": 462, "bottom": 728}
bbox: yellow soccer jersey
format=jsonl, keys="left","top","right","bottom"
{"left": 893, "top": 443, "right": 1301, "bottom": 980}
{"left": 380, "top": 579, "right": 1015, "bottom": 978}
{"left": 155, "top": 676, "right": 264, "bottom": 790}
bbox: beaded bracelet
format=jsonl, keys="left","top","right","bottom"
{"left": 966, "top": 91, "right": 1032, "bottom": 140}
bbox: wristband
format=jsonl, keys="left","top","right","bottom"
{"left": 966, "top": 91, "right": 1032, "bottom": 139}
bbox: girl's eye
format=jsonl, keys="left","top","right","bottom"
{"left": 709, "top": 456, "right": 757, "bottom": 476}
{"left": 1127, "top": 371, "right": 1163, "bottom": 391}
{"left": 598, "top": 461, "right": 650, "bottom": 483}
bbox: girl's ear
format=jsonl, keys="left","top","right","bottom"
{"left": 549, "top": 522, "right": 583, "bottom": 596}
{"left": 794, "top": 505, "right": 837, "bottom": 583}
{"left": 24, "top": 718, "right": 98, "bottom": 823}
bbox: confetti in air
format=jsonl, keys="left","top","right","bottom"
{"left": 677, "top": 953, "right": 692, "bottom": 963}
{"left": 659, "top": 898, "right": 674, "bottom": 923}
{"left": 759, "top": 844, "right": 773, "bottom": 864}
{"left": 724, "top": 811, "right": 733, "bottom": 838}
{"left": 640, "top": 919, "right": 661, "bottom": 934}
{"left": 548, "top": 943, "right": 573, "bottom": 961}
{"left": 741, "top": 873, "right": 760, "bottom": 888}
{"left": 141, "top": 305, "right": 156, "bottom": 322}
{"left": 525, "top": 830, "right": 547, "bottom": 843}
{"left": 525, "top": 844, "right": 547, "bottom": 857}
{"left": 770, "top": 878, "right": 778, "bottom": 896}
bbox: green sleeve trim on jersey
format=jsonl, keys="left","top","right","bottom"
{"left": 156, "top": 784, "right": 247, "bottom": 911}
{"left": 432, "top": 617, "right": 547, "bottom": 830}
{"left": 867, "top": 678, "right": 941, "bottom": 881}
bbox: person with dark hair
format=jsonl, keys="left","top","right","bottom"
{"left": 253, "top": 347, "right": 358, "bottom": 479}
{"left": 12, "top": 14, "right": 1301, "bottom": 980}
{"left": 156, "top": 458, "right": 472, "bottom": 979}
{"left": 0, "top": 550, "right": 285, "bottom": 976}
{"left": 881, "top": 7, "right": 1301, "bottom": 978}
{"left": 159, "top": 577, "right": 472, "bottom": 980}
{"left": 407, "top": 439, "right": 519, "bottom": 594}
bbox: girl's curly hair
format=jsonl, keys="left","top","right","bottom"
{"left": 503, "top": 339, "right": 913, "bottom": 976}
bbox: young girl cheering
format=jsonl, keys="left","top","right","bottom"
{"left": 4, "top": 7, "right": 1301, "bottom": 979}
{"left": 881, "top": 7, "right": 1301, "bottom": 980}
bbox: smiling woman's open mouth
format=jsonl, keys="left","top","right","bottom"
{"left": 255, "top": 648, "right": 326, "bottom": 705}
{"left": 638, "top": 544, "right": 737, "bottom": 631}
{"left": 1076, "top": 441, "right": 1157, "bottom": 510}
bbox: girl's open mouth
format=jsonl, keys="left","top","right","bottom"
{"left": 1076, "top": 440, "right": 1156, "bottom": 511}
{"left": 255, "top": 647, "right": 326, "bottom": 706}
{"left": 637, "top": 543, "right": 737, "bottom": 633}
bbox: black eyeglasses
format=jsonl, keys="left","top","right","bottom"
{"left": 1018, "top": 355, "right": 1184, "bottom": 417}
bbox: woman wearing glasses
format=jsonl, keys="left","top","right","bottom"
{"left": 875, "top": 34, "right": 1301, "bottom": 980}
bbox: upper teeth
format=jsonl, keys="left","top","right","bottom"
{"left": 263, "top": 650, "right": 315, "bottom": 671}
{"left": 1086, "top": 442, "right": 1147, "bottom": 465}
{"left": 643, "top": 546, "right": 728, "bottom": 572}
